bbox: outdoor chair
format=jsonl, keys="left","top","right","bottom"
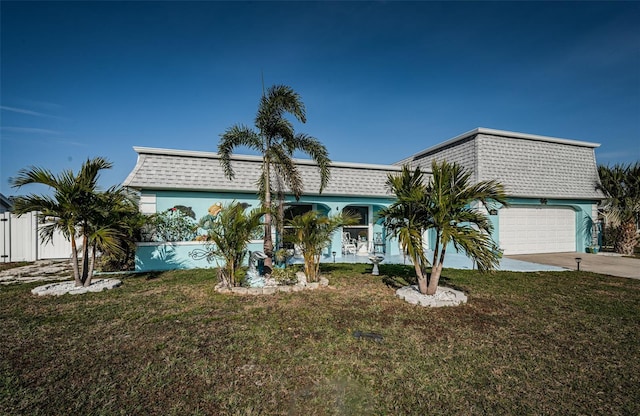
{"left": 342, "top": 232, "right": 357, "bottom": 255}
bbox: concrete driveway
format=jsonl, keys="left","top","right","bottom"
{"left": 506, "top": 252, "right": 640, "bottom": 279}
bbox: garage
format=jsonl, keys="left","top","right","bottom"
{"left": 499, "top": 206, "right": 576, "bottom": 255}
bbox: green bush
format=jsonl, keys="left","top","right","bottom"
{"left": 271, "top": 267, "right": 298, "bottom": 285}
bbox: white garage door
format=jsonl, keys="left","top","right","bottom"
{"left": 499, "top": 206, "right": 576, "bottom": 255}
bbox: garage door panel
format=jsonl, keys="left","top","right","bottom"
{"left": 499, "top": 206, "right": 575, "bottom": 255}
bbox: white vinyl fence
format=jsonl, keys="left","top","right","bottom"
{"left": 0, "top": 212, "right": 72, "bottom": 263}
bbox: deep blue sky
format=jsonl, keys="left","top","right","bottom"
{"left": 1, "top": 1, "right": 639, "bottom": 197}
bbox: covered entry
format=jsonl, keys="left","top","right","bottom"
{"left": 499, "top": 206, "right": 576, "bottom": 255}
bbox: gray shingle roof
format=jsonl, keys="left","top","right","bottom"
{"left": 399, "top": 128, "right": 604, "bottom": 200}
{"left": 123, "top": 147, "right": 400, "bottom": 198}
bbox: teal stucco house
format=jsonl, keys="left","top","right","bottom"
{"left": 123, "top": 128, "right": 604, "bottom": 271}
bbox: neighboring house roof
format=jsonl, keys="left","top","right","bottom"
{"left": 0, "top": 193, "right": 12, "bottom": 213}
{"left": 123, "top": 147, "right": 401, "bottom": 198}
{"left": 396, "top": 128, "right": 604, "bottom": 200}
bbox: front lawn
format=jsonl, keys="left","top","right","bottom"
{"left": 1, "top": 264, "right": 638, "bottom": 415}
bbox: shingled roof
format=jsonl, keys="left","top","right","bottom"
{"left": 396, "top": 128, "right": 604, "bottom": 200}
{"left": 123, "top": 147, "right": 401, "bottom": 198}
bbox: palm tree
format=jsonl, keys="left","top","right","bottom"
{"left": 87, "top": 186, "right": 145, "bottom": 275}
{"left": 11, "top": 157, "right": 121, "bottom": 287}
{"left": 199, "top": 201, "right": 264, "bottom": 288}
{"left": 285, "top": 210, "right": 358, "bottom": 282}
{"left": 379, "top": 166, "right": 433, "bottom": 294}
{"left": 380, "top": 161, "right": 508, "bottom": 295}
{"left": 218, "top": 85, "right": 331, "bottom": 274}
{"left": 597, "top": 162, "right": 640, "bottom": 255}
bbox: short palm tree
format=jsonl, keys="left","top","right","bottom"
{"left": 597, "top": 162, "right": 640, "bottom": 255}
{"left": 11, "top": 157, "right": 123, "bottom": 287}
{"left": 218, "top": 84, "right": 331, "bottom": 275}
{"left": 199, "top": 201, "right": 264, "bottom": 288}
{"left": 381, "top": 161, "right": 508, "bottom": 295}
{"left": 285, "top": 210, "right": 358, "bottom": 282}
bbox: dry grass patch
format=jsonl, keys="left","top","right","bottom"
{"left": 1, "top": 264, "right": 639, "bottom": 415}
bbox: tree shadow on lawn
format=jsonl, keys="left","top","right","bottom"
{"left": 379, "top": 264, "right": 462, "bottom": 292}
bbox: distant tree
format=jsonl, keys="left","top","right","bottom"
{"left": 380, "top": 161, "right": 508, "bottom": 295}
{"left": 597, "top": 162, "right": 640, "bottom": 255}
{"left": 285, "top": 210, "right": 358, "bottom": 282}
{"left": 218, "top": 84, "right": 331, "bottom": 276}
{"left": 11, "top": 158, "right": 128, "bottom": 286}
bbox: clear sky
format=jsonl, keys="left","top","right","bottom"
{"left": 1, "top": 1, "right": 639, "bottom": 197}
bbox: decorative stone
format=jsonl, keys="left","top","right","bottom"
{"left": 278, "top": 286, "right": 291, "bottom": 293}
{"left": 319, "top": 277, "right": 329, "bottom": 286}
{"left": 262, "top": 287, "right": 276, "bottom": 295}
{"left": 307, "top": 282, "right": 319, "bottom": 289}
{"left": 247, "top": 287, "right": 263, "bottom": 295}
{"left": 291, "top": 285, "right": 304, "bottom": 292}
{"left": 395, "top": 285, "right": 468, "bottom": 308}
{"left": 295, "top": 272, "right": 307, "bottom": 286}
{"left": 231, "top": 287, "right": 248, "bottom": 294}
{"left": 31, "top": 279, "right": 122, "bottom": 296}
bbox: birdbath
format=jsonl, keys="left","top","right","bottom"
{"left": 369, "top": 255, "right": 385, "bottom": 275}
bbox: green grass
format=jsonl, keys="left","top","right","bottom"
{"left": 1, "top": 264, "right": 639, "bottom": 415}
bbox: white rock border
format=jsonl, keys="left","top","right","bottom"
{"left": 215, "top": 276, "right": 330, "bottom": 295}
{"left": 396, "top": 285, "right": 468, "bottom": 307}
{"left": 31, "top": 279, "right": 122, "bottom": 296}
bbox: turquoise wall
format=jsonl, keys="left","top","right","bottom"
{"left": 135, "top": 241, "right": 264, "bottom": 271}
{"left": 136, "top": 190, "right": 399, "bottom": 270}
{"left": 427, "top": 198, "right": 598, "bottom": 255}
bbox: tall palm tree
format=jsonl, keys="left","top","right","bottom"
{"left": 218, "top": 84, "right": 331, "bottom": 274}
{"left": 11, "top": 157, "right": 121, "bottom": 287}
{"left": 597, "top": 162, "right": 640, "bottom": 255}
{"left": 381, "top": 161, "right": 508, "bottom": 295}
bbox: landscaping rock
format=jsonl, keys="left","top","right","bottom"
{"left": 31, "top": 279, "right": 122, "bottom": 296}
{"left": 295, "top": 271, "right": 307, "bottom": 286}
{"left": 396, "top": 285, "right": 468, "bottom": 307}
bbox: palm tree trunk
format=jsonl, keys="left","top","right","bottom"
{"left": 427, "top": 263, "right": 443, "bottom": 295}
{"left": 427, "top": 242, "right": 447, "bottom": 295}
{"left": 415, "top": 263, "right": 428, "bottom": 294}
{"left": 70, "top": 235, "right": 82, "bottom": 287}
{"left": 263, "top": 159, "right": 273, "bottom": 276}
{"left": 81, "top": 234, "right": 90, "bottom": 285}
{"left": 615, "top": 220, "right": 638, "bottom": 255}
{"left": 85, "top": 243, "right": 96, "bottom": 287}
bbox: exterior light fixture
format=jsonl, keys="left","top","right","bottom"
{"left": 540, "top": 198, "right": 548, "bottom": 205}
{"left": 489, "top": 209, "right": 498, "bottom": 215}
{"left": 332, "top": 251, "right": 336, "bottom": 263}
{"left": 575, "top": 257, "right": 582, "bottom": 271}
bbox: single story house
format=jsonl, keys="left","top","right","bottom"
{"left": 123, "top": 128, "right": 604, "bottom": 271}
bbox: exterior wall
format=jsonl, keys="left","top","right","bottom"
{"left": 135, "top": 190, "right": 399, "bottom": 271}
{"left": 135, "top": 241, "right": 264, "bottom": 271}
